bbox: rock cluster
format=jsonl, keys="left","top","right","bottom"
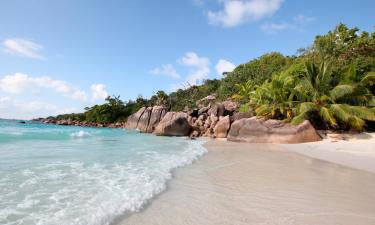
{"left": 43, "top": 95, "right": 322, "bottom": 144}
{"left": 42, "top": 118, "right": 125, "bottom": 128}
{"left": 123, "top": 98, "right": 321, "bottom": 143}
{"left": 186, "top": 101, "right": 245, "bottom": 138}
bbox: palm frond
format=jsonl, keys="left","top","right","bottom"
{"left": 291, "top": 111, "right": 308, "bottom": 125}
{"left": 329, "top": 104, "right": 350, "bottom": 122}
{"left": 255, "top": 104, "right": 272, "bottom": 117}
{"left": 298, "top": 102, "right": 317, "bottom": 114}
{"left": 320, "top": 106, "right": 337, "bottom": 127}
{"left": 341, "top": 64, "right": 356, "bottom": 84}
{"left": 340, "top": 105, "right": 375, "bottom": 121}
{"left": 330, "top": 84, "right": 355, "bottom": 101}
{"left": 347, "top": 116, "right": 365, "bottom": 131}
{"left": 361, "top": 72, "right": 375, "bottom": 87}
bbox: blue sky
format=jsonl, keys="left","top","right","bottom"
{"left": 0, "top": 0, "right": 374, "bottom": 119}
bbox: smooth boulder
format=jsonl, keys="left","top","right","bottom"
{"left": 137, "top": 107, "right": 152, "bottom": 132}
{"left": 227, "top": 117, "right": 321, "bottom": 144}
{"left": 230, "top": 111, "right": 254, "bottom": 122}
{"left": 154, "top": 112, "right": 192, "bottom": 136}
{"left": 146, "top": 106, "right": 167, "bottom": 133}
{"left": 214, "top": 116, "right": 230, "bottom": 138}
{"left": 125, "top": 107, "right": 146, "bottom": 129}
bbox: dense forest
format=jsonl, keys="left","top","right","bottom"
{"left": 51, "top": 24, "right": 375, "bottom": 130}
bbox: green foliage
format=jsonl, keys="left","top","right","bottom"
{"left": 291, "top": 61, "right": 375, "bottom": 130}
{"left": 238, "top": 103, "right": 250, "bottom": 113}
{"left": 231, "top": 80, "right": 255, "bottom": 103}
{"left": 54, "top": 96, "right": 143, "bottom": 124}
{"left": 169, "top": 79, "right": 221, "bottom": 111}
{"left": 51, "top": 23, "right": 375, "bottom": 131}
{"left": 219, "top": 52, "right": 293, "bottom": 98}
{"left": 84, "top": 96, "right": 127, "bottom": 123}
{"left": 251, "top": 69, "right": 299, "bottom": 121}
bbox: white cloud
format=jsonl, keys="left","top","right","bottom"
{"left": 90, "top": 84, "right": 108, "bottom": 101}
{"left": 207, "top": 0, "right": 283, "bottom": 27}
{"left": 0, "top": 96, "right": 79, "bottom": 120}
{"left": 294, "top": 14, "right": 315, "bottom": 24}
{"left": 178, "top": 52, "right": 210, "bottom": 86}
{"left": 260, "top": 14, "right": 315, "bottom": 34}
{"left": 0, "top": 73, "right": 110, "bottom": 119}
{"left": 260, "top": 22, "right": 292, "bottom": 33}
{"left": 0, "top": 73, "right": 88, "bottom": 101}
{"left": 149, "top": 64, "right": 180, "bottom": 79}
{"left": 178, "top": 52, "right": 210, "bottom": 68}
{"left": 2, "top": 38, "right": 45, "bottom": 60}
{"left": 215, "top": 59, "right": 236, "bottom": 76}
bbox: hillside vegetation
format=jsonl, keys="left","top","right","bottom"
{"left": 51, "top": 24, "right": 375, "bottom": 131}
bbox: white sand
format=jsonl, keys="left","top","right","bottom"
{"left": 118, "top": 139, "right": 375, "bottom": 225}
{"left": 280, "top": 132, "right": 375, "bottom": 173}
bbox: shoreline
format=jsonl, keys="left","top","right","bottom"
{"left": 279, "top": 132, "right": 375, "bottom": 174}
{"left": 117, "top": 139, "right": 375, "bottom": 225}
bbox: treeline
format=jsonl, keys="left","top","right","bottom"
{"left": 51, "top": 24, "right": 375, "bottom": 130}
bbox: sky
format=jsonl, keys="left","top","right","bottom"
{"left": 0, "top": 0, "right": 374, "bottom": 119}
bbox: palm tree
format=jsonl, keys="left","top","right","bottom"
{"left": 292, "top": 61, "right": 375, "bottom": 130}
{"left": 155, "top": 90, "right": 169, "bottom": 106}
{"left": 231, "top": 80, "right": 255, "bottom": 103}
{"left": 251, "top": 71, "right": 298, "bottom": 121}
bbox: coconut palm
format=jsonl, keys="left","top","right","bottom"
{"left": 231, "top": 80, "right": 255, "bottom": 103}
{"left": 292, "top": 61, "right": 375, "bottom": 130}
{"left": 251, "top": 71, "right": 298, "bottom": 121}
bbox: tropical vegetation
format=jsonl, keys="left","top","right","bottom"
{"left": 51, "top": 24, "right": 375, "bottom": 131}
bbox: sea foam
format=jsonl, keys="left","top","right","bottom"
{"left": 0, "top": 119, "right": 207, "bottom": 225}
{"left": 70, "top": 130, "right": 91, "bottom": 138}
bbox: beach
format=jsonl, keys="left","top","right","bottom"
{"left": 118, "top": 139, "right": 375, "bottom": 225}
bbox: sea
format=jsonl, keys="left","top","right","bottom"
{"left": 0, "top": 119, "right": 207, "bottom": 225}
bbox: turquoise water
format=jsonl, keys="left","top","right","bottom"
{"left": 0, "top": 119, "right": 206, "bottom": 225}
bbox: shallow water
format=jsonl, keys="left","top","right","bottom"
{"left": 0, "top": 119, "right": 206, "bottom": 225}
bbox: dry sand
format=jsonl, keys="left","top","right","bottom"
{"left": 280, "top": 132, "right": 375, "bottom": 174}
{"left": 118, "top": 139, "right": 375, "bottom": 225}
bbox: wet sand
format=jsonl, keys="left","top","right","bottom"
{"left": 118, "top": 140, "right": 375, "bottom": 225}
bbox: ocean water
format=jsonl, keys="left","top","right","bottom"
{"left": 0, "top": 119, "right": 207, "bottom": 225}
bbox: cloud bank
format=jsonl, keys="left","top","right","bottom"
{"left": 178, "top": 52, "right": 211, "bottom": 86}
{"left": 0, "top": 73, "right": 109, "bottom": 119}
{"left": 149, "top": 64, "right": 181, "bottom": 79}
{"left": 207, "top": 0, "right": 284, "bottom": 27}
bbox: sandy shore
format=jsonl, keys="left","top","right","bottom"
{"left": 280, "top": 132, "right": 375, "bottom": 174}
{"left": 118, "top": 139, "right": 375, "bottom": 225}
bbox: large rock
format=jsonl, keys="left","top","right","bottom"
{"left": 230, "top": 111, "right": 254, "bottom": 122}
{"left": 137, "top": 107, "right": 153, "bottom": 132}
{"left": 198, "top": 106, "right": 210, "bottom": 115}
{"left": 146, "top": 106, "right": 167, "bottom": 133}
{"left": 207, "top": 105, "right": 218, "bottom": 116}
{"left": 125, "top": 107, "right": 146, "bottom": 129}
{"left": 214, "top": 116, "right": 230, "bottom": 138}
{"left": 154, "top": 112, "right": 192, "bottom": 136}
{"left": 217, "top": 101, "right": 239, "bottom": 117}
{"left": 222, "top": 101, "right": 239, "bottom": 112}
{"left": 227, "top": 117, "right": 321, "bottom": 144}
